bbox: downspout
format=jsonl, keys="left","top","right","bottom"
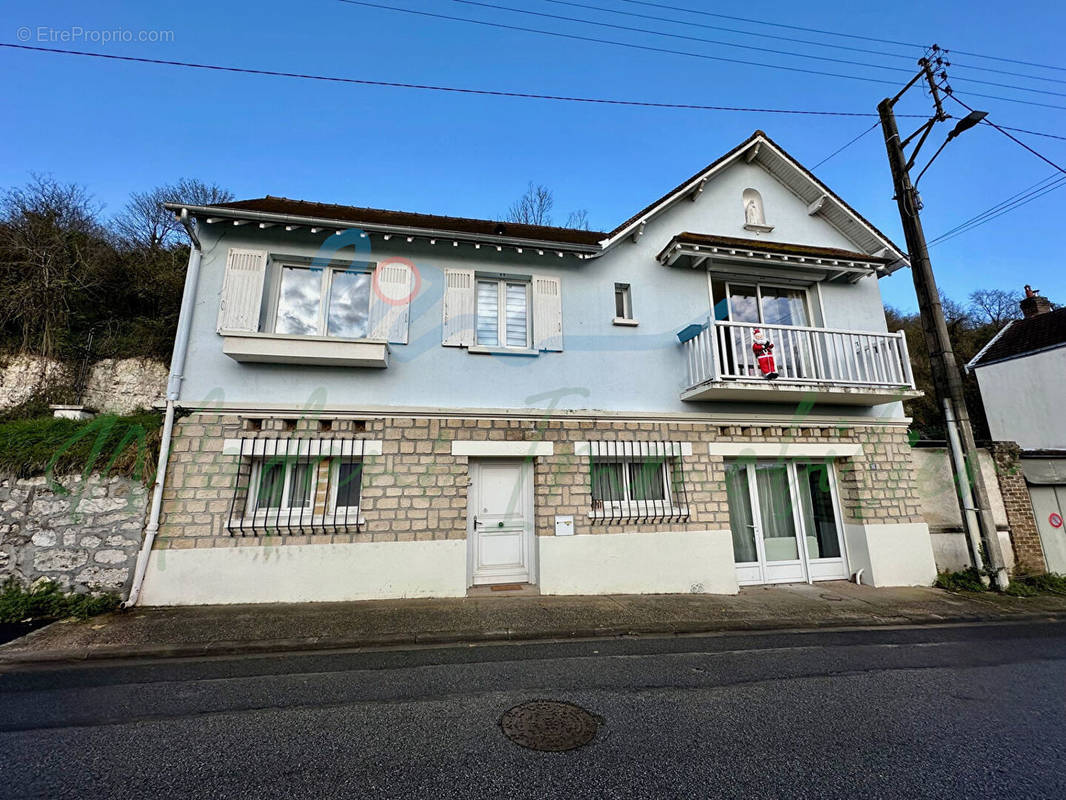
{"left": 943, "top": 398, "right": 986, "bottom": 577}
{"left": 123, "top": 209, "right": 202, "bottom": 608}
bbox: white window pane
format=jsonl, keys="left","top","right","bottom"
{"left": 476, "top": 280, "right": 499, "bottom": 346}
{"left": 327, "top": 270, "right": 371, "bottom": 338}
{"left": 505, "top": 283, "right": 528, "bottom": 347}
{"left": 728, "top": 285, "right": 759, "bottom": 323}
{"left": 761, "top": 287, "right": 809, "bottom": 326}
{"left": 276, "top": 267, "right": 322, "bottom": 335}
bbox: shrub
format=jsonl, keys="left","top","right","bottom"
{"left": 0, "top": 580, "right": 119, "bottom": 623}
{"left": 0, "top": 411, "right": 161, "bottom": 481}
{"left": 934, "top": 568, "right": 989, "bottom": 593}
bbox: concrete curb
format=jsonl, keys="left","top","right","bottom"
{"left": 2, "top": 609, "right": 1064, "bottom": 666}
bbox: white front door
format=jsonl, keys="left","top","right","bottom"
{"left": 726, "top": 460, "right": 849, "bottom": 585}
{"left": 468, "top": 459, "right": 535, "bottom": 586}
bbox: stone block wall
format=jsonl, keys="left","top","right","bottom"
{"left": 0, "top": 474, "right": 149, "bottom": 593}
{"left": 0, "top": 353, "right": 167, "bottom": 414}
{"left": 990, "top": 442, "right": 1046, "bottom": 573}
{"left": 155, "top": 411, "right": 923, "bottom": 550}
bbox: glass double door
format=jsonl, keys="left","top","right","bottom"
{"left": 726, "top": 460, "right": 848, "bottom": 585}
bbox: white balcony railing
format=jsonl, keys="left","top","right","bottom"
{"left": 681, "top": 319, "right": 915, "bottom": 392}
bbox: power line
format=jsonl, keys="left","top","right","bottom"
{"left": 946, "top": 48, "right": 1066, "bottom": 75}
{"left": 992, "top": 124, "right": 1066, "bottom": 142}
{"left": 0, "top": 42, "right": 922, "bottom": 117}
{"left": 455, "top": 0, "right": 1066, "bottom": 100}
{"left": 615, "top": 0, "right": 923, "bottom": 49}
{"left": 545, "top": 0, "right": 1066, "bottom": 90}
{"left": 542, "top": 0, "right": 918, "bottom": 64}
{"left": 930, "top": 174, "right": 1066, "bottom": 246}
{"left": 333, "top": 0, "right": 903, "bottom": 88}
{"left": 811, "top": 123, "right": 880, "bottom": 169}
{"left": 949, "top": 94, "right": 1066, "bottom": 174}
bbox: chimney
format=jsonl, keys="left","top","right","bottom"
{"left": 1020, "top": 285, "right": 1052, "bottom": 319}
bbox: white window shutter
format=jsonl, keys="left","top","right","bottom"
{"left": 532, "top": 275, "right": 563, "bottom": 351}
{"left": 216, "top": 248, "right": 268, "bottom": 333}
{"left": 368, "top": 261, "right": 414, "bottom": 344}
{"left": 442, "top": 269, "right": 475, "bottom": 347}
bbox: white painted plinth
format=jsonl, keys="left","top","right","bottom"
{"left": 139, "top": 540, "right": 467, "bottom": 605}
{"left": 844, "top": 522, "right": 938, "bottom": 587}
{"left": 538, "top": 529, "right": 738, "bottom": 596}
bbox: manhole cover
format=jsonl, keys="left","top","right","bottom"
{"left": 500, "top": 700, "right": 600, "bottom": 752}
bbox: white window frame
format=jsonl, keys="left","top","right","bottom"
{"left": 590, "top": 457, "right": 683, "bottom": 517}
{"left": 613, "top": 282, "right": 638, "bottom": 326}
{"left": 475, "top": 276, "right": 532, "bottom": 349}
{"left": 270, "top": 260, "right": 375, "bottom": 339}
{"left": 245, "top": 458, "right": 318, "bottom": 518}
{"left": 724, "top": 281, "right": 813, "bottom": 328}
{"left": 328, "top": 458, "right": 364, "bottom": 515}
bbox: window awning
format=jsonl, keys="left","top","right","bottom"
{"left": 657, "top": 233, "right": 896, "bottom": 285}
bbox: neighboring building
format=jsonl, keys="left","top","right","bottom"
{"left": 139, "top": 130, "right": 936, "bottom": 605}
{"left": 969, "top": 288, "right": 1066, "bottom": 573}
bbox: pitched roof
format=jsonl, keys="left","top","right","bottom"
{"left": 970, "top": 307, "right": 1066, "bottom": 368}
{"left": 656, "top": 233, "right": 893, "bottom": 265}
{"left": 210, "top": 196, "right": 606, "bottom": 247}
{"left": 168, "top": 130, "right": 905, "bottom": 263}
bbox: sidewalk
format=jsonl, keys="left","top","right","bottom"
{"left": 3, "top": 582, "right": 1066, "bottom": 665}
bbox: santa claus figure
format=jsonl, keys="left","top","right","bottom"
{"left": 751, "top": 328, "right": 778, "bottom": 379}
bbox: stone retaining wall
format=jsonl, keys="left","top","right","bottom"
{"left": 0, "top": 354, "right": 167, "bottom": 414}
{"left": 0, "top": 474, "right": 148, "bottom": 594}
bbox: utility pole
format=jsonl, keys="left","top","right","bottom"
{"left": 877, "top": 58, "right": 1009, "bottom": 589}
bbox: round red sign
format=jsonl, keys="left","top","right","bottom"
{"left": 1051, "top": 513, "right": 1064, "bottom": 529}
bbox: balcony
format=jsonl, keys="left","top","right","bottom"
{"left": 678, "top": 319, "right": 920, "bottom": 406}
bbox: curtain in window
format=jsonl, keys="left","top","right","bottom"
{"left": 505, "top": 283, "right": 528, "bottom": 347}
{"left": 336, "top": 461, "right": 363, "bottom": 509}
{"left": 726, "top": 463, "right": 758, "bottom": 563}
{"left": 796, "top": 463, "right": 841, "bottom": 559}
{"left": 476, "top": 281, "right": 499, "bottom": 346}
{"left": 760, "top": 287, "right": 809, "bottom": 327}
{"left": 257, "top": 462, "right": 285, "bottom": 509}
{"left": 754, "top": 464, "right": 799, "bottom": 561}
{"left": 591, "top": 462, "right": 624, "bottom": 504}
{"left": 628, "top": 461, "right": 666, "bottom": 501}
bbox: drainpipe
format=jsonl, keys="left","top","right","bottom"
{"left": 123, "top": 210, "right": 202, "bottom": 608}
{"left": 943, "top": 398, "right": 986, "bottom": 577}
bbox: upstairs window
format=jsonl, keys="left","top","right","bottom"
{"left": 476, "top": 278, "right": 531, "bottom": 348}
{"left": 613, "top": 283, "right": 636, "bottom": 325}
{"left": 275, "top": 263, "right": 372, "bottom": 339}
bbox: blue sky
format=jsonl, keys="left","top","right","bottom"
{"left": 2, "top": 0, "right": 1064, "bottom": 312}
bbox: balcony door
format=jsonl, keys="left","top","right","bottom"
{"left": 726, "top": 460, "right": 848, "bottom": 585}
{"left": 724, "top": 283, "right": 812, "bottom": 379}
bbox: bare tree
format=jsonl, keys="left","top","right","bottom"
{"left": 969, "top": 288, "right": 1023, "bottom": 327}
{"left": 506, "top": 182, "right": 592, "bottom": 230}
{"left": 0, "top": 175, "right": 109, "bottom": 357}
{"left": 113, "top": 178, "right": 233, "bottom": 249}
{"left": 507, "top": 182, "right": 554, "bottom": 226}
{"left": 564, "top": 208, "right": 591, "bottom": 230}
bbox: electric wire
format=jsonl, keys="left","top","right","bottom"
{"left": 0, "top": 42, "right": 923, "bottom": 117}
{"left": 811, "top": 123, "right": 880, "bottom": 169}
{"left": 949, "top": 94, "right": 1066, "bottom": 174}
{"left": 929, "top": 173, "right": 1066, "bottom": 246}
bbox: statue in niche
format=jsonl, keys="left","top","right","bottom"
{"left": 742, "top": 188, "right": 767, "bottom": 228}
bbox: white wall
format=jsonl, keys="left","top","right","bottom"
{"left": 139, "top": 540, "right": 467, "bottom": 605}
{"left": 976, "top": 347, "right": 1066, "bottom": 450}
{"left": 538, "top": 529, "right": 739, "bottom": 596}
{"left": 178, "top": 158, "right": 904, "bottom": 419}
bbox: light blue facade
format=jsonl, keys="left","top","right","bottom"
{"left": 176, "top": 154, "right": 906, "bottom": 419}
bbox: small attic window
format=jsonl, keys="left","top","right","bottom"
{"left": 742, "top": 188, "right": 773, "bottom": 233}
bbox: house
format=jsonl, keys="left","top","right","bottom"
{"left": 133, "top": 130, "right": 937, "bottom": 605}
{"left": 968, "top": 288, "right": 1066, "bottom": 573}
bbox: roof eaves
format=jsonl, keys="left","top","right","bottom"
{"left": 966, "top": 320, "right": 1015, "bottom": 372}
{"left": 163, "top": 202, "right": 603, "bottom": 253}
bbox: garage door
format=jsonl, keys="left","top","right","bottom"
{"left": 1030, "top": 484, "right": 1066, "bottom": 573}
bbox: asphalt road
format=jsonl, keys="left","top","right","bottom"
{"left": 1, "top": 621, "right": 1065, "bottom": 799}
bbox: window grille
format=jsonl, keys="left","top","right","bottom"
{"left": 588, "top": 441, "right": 691, "bottom": 524}
{"left": 226, "top": 437, "right": 366, "bottom": 536}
